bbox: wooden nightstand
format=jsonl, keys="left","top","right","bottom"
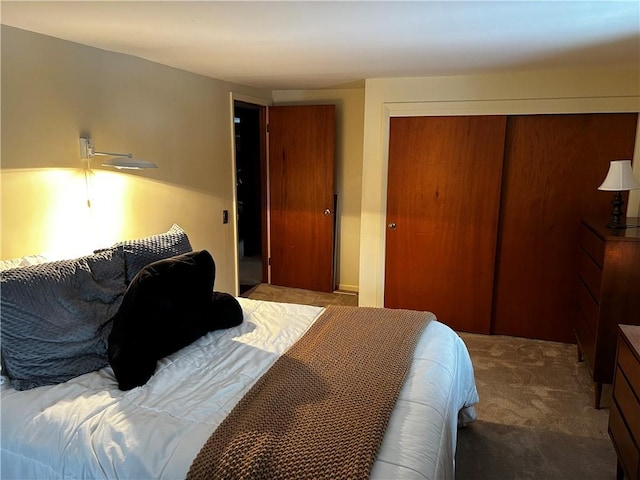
{"left": 609, "top": 325, "right": 640, "bottom": 480}
{"left": 574, "top": 218, "right": 640, "bottom": 408}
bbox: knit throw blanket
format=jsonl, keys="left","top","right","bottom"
{"left": 186, "top": 305, "right": 432, "bottom": 480}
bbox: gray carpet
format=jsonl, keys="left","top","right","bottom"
{"left": 456, "top": 332, "right": 615, "bottom": 480}
{"left": 241, "top": 283, "right": 358, "bottom": 307}
{"left": 242, "top": 284, "right": 617, "bottom": 479}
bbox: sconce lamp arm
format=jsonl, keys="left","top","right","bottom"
{"left": 92, "top": 150, "right": 133, "bottom": 159}
{"left": 79, "top": 137, "right": 132, "bottom": 159}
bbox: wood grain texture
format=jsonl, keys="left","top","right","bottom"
{"left": 384, "top": 115, "right": 507, "bottom": 333}
{"left": 268, "top": 105, "right": 336, "bottom": 292}
{"left": 589, "top": 220, "right": 640, "bottom": 383}
{"left": 493, "top": 113, "right": 638, "bottom": 342}
{"left": 620, "top": 325, "right": 640, "bottom": 357}
{"left": 574, "top": 220, "right": 640, "bottom": 407}
{"left": 610, "top": 325, "right": 640, "bottom": 480}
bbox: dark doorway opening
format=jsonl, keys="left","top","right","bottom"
{"left": 234, "top": 101, "right": 263, "bottom": 294}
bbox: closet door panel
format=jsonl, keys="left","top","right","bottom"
{"left": 493, "top": 113, "right": 638, "bottom": 342}
{"left": 384, "top": 115, "right": 506, "bottom": 334}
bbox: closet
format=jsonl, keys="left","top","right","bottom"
{"left": 384, "top": 115, "right": 506, "bottom": 334}
{"left": 384, "top": 113, "right": 638, "bottom": 342}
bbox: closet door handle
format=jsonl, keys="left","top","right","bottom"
{"left": 388, "top": 222, "right": 397, "bottom": 230}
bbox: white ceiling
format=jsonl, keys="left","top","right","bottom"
{"left": 2, "top": 1, "right": 639, "bottom": 90}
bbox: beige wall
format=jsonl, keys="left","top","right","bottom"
{"left": 272, "top": 88, "right": 364, "bottom": 292}
{"left": 359, "top": 68, "right": 640, "bottom": 307}
{"left": 1, "top": 26, "right": 272, "bottom": 294}
{"left": 4, "top": 27, "right": 640, "bottom": 302}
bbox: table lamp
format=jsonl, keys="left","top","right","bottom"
{"left": 597, "top": 160, "right": 640, "bottom": 228}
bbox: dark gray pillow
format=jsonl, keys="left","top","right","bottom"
{"left": 0, "top": 248, "right": 126, "bottom": 390}
{"left": 110, "top": 224, "right": 193, "bottom": 283}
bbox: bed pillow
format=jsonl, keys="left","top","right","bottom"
{"left": 0, "top": 254, "right": 50, "bottom": 381}
{"left": 101, "top": 224, "right": 193, "bottom": 284}
{"left": 108, "top": 250, "right": 243, "bottom": 390}
{"left": 0, "top": 248, "right": 126, "bottom": 390}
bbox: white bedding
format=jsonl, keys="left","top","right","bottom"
{"left": 1, "top": 298, "right": 478, "bottom": 480}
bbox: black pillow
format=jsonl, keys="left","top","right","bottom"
{"left": 107, "top": 250, "right": 243, "bottom": 390}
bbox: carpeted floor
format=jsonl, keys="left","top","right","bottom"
{"left": 455, "top": 332, "right": 615, "bottom": 480}
{"left": 241, "top": 284, "right": 617, "bottom": 479}
{"left": 241, "top": 282, "right": 358, "bottom": 307}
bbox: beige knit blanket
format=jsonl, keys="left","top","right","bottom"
{"left": 186, "top": 305, "right": 432, "bottom": 480}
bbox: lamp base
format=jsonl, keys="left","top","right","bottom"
{"left": 606, "top": 221, "right": 628, "bottom": 229}
{"left": 606, "top": 191, "right": 627, "bottom": 229}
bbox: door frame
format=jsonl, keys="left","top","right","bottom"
{"left": 229, "top": 92, "right": 271, "bottom": 297}
{"left": 359, "top": 96, "right": 640, "bottom": 307}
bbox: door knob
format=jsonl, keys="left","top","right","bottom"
{"left": 324, "top": 209, "right": 332, "bottom": 216}
{"left": 388, "top": 222, "right": 397, "bottom": 230}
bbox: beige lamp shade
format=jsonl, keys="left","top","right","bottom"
{"left": 598, "top": 160, "right": 640, "bottom": 191}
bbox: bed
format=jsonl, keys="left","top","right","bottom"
{"left": 0, "top": 227, "right": 478, "bottom": 479}
{"left": 1, "top": 298, "right": 477, "bottom": 479}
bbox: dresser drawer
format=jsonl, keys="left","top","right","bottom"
{"left": 609, "top": 402, "right": 640, "bottom": 480}
{"left": 577, "top": 247, "right": 602, "bottom": 300}
{"left": 579, "top": 222, "right": 605, "bottom": 268}
{"left": 613, "top": 366, "right": 640, "bottom": 446}
{"left": 576, "top": 277, "right": 599, "bottom": 336}
{"left": 619, "top": 339, "right": 640, "bottom": 399}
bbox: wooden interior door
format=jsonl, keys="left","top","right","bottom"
{"left": 268, "top": 105, "right": 336, "bottom": 292}
{"left": 384, "top": 116, "right": 507, "bottom": 333}
{"left": 492, "top": 113, "right": 638, "bottom": 342}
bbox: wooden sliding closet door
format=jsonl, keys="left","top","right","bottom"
{"left": 384, "top": 116, "right": 506, "bottom": 334}
{"left": 492, "top": 113, "right": 638, "bottom": 342}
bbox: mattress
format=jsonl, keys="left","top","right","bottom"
{"left": 0, "top": 298, "right": 478, "bottom": 479}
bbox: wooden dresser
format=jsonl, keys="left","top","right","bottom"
{"left": 609, "top": 325, "right": 640, "bottom": 480}
{"left": 574, "top": 218, "right": 640, "bottom": 408}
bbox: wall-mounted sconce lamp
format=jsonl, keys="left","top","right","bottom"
{"left": 79, "top": 137, "right": 157, "bottom": 170}
{"left": 597, "top": 159, "right": 640, "bottom": 229}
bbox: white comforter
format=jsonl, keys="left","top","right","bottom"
{"left": 1, "top": 298, "right": 478, "bottom": 479}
